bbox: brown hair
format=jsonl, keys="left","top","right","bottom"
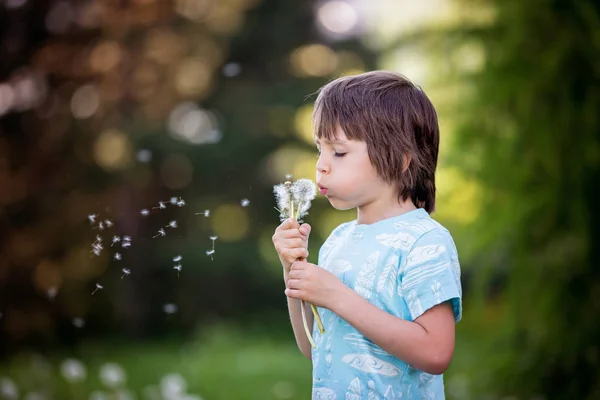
{"left": 312, "top": 71, "right": 440, "bottom": 213}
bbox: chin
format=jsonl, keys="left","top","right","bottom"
{"left": 327, "top": 197, "right": 355, "bottom": 211}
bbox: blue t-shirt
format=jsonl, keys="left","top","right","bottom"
{"left": 311, "top": 208, "right": 462, "bottom": 399}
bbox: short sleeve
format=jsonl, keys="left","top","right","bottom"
{"left": 399, "top": 229, "right": 462, "bottom": 322}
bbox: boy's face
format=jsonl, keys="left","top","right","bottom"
{"left": 315, "top": 125, "right": 392, "bottom": 211}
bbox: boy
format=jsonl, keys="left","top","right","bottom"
{"left": 272, "top": 71, "right": 462, "bottom": 399}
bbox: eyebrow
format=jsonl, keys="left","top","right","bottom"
{"left": 314, "top": 138, "right": 347, "bottom": 145}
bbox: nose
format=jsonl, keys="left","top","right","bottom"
{"left": 316, "top": 153, "right": 329, "bottom": 174}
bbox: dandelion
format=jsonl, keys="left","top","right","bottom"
{"left": 114, "top": 252, "right": 122, "bottom": 261}
{"left": 91, "top": 242, "right": 103, "bottom": 256}
{"left": 111, "top": 236, "right": 120, "bottom": 246}
{"left": 176, "top": 198, "right": 185, "bottom": 207}
{"left": 173, "top": 264, "right": 182, "bottom": 277}
{"left": 273, "top": 177, "right": 323, "bottom": 348}
{"left": 88, "top": 214, "right": 97, "bottom": 224}
{"left": 195, "top": 209, "right": 210, "bottom": 217}
{"left": 122, "top": 235, "right": 131, "bottom": 242}
{"left": 166, "top": 220, "right": 178, "bottom": 228}
{"left": 163, "top": 303, "right": 177, "bottom": 314}
{"left": 73, "top": 318, "right": 85, "bottom": 328}
{"left": 140, "top": 209, "right": 150, "bottom": 216}
{"left": 60, "top": 358, "right": 87, "bottom": 382}
{"left": 121, "top": 241, "right": 131, "bottom": 249}
{"left": 92, "top": 283, "right": 103, "bottom": 295}
{"left": 104, "top": 219, "right": 113, "bottom": 228}
{"left": 99, "top": 362, "right": 127, "bottom": 389}
{"left": 93, "top": 235, "right": 102, "bottom": 244}
{"left": 173, "top": 255, "right": 182, "bottom": 262}
{"left": 121, "top": 268, "right": 131, "bottom": 279}
{"left": 170, "top": 197, "right": 178, "bottom": 205}
{"left": 153, "top": 201, "right": 167, "bottom": 210}
{"left": 206, "top": 249, "right": 215, "bottom": 260}
{"left": 153, "top": 229, "right": 166, "bottom": 238}
{"left": 97, "top": 221, "right": 105, "bottom": 230}
{"left": 240, "top": 198, "right": 250, "bottom": 207}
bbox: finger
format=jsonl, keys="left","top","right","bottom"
{"left": 286, "top": 248, "right": 308, "bottom": 261}
{"left": 290, "top": 260, "right": 307, "bottom": 270}
{"left": 286, "top": 278, "right": 303, "bottom": 289}
{"left": 288, "top": 269, "right": 304, "bottom": 279}
{"left": 279, "top": 228, "right": 305, "bottom": 240}
{"left": 299, "top": 223, "right": 311, "bottom": 238}
{"left": 285, "top": 288, "right": 303, "bottom": 299}
{"left": 276, "top": 218, "right": 299, "bottom": 232}
{"left": 284, "top": 238, "right": 306, "bottom": 249}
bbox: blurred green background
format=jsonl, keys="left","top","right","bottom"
{"left": 0, "top": 0, "right": 599, "bottom": 399}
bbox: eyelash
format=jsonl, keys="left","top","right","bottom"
{"left": 317, "top": 150, "right": 346, "bottom": 158}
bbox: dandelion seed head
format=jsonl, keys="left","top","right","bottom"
{"left": 99, "top": 362, "right": 127, "bottom": 388}
{"left": 176, "top": 198, "right": 185, "bottom": 207}
{"left": 140, "top": 209, "right": 150, "bottom": 216}
{"left": 98, "top": 222, "right": 104, "bottom": 230}
{"left": 167, "top": 220, "right": 178, "bottom": 228}
{"left": 170, "top": 197, "right": 178, "bottom": 205}
{"left": 163, "top": 303, "right": 177, "bottom": 314}
{"left": 114, "top": 253, "right": 122, "bottom": 261}
{"left": 96, "top": 283, "right": 103, "bottom": 289}
{"left": 173, "top": 265, "right": 182, "bottom": 272}
{"left": 104, "top": 219, "right": 113, "bottom": 227}
{"left": 210, "top": 236, "right": 218, "bottom": 241}
{"left": 95, "top": 235, "right": 102, "bottom": 243}
{"left": 121, "top": 268, "right": 130, "bottom": 276}
{"left": 122, "top": 235, "right": 131, "bottom": 242}
{"left": 121, "top": 241, "right": 131, "bottom": 249}
{"left": 60, "top": 359, "right": 87, "bottom": 383}
{"left": 47, "top": 286, "right": 58, "bottom": 299}
{"left": 273, "top": 183, "right": 291, "bottom": 220}
{"left": 240, "top": 198, "right": 250, "bottom": 207}
{"left": 173, "top": 255, "right": 182, "bottom": 262}
{"left": 73, "top": 318, "right": 85, "bottom": 328}
{"left": 206, "top": 250, "right": 215, "bottom": 256}
{"left": 88, "top": 214, "right": 97, "bottom": 223}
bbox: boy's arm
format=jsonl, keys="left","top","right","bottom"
{"left": 332, "top": 287, "right": 455, "bottom": 375}
{"left": 283, "top": 261, "right": 314, "bottom": 360}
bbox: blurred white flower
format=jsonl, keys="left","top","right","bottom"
{"left": 240, "top": 198, "right": 250, "bottom": 207}
{"left": 73, "top": 318, "right": 85, "bottom": 328}
{"left": 60, "top": 358, "right": 87, "bottom": 382}
{"left": 23, "top": 392, "right": 46, "bottom": 400}
{"left": 99, "top": 362, "right": 127, "bottom": 389}
{"left": 89, "top": 391, "right": 109, "bottom": 400}
{"left": 160, "top": 373, "right": 187, "bottom": 399}
{"left": 163, "top": 304, "right": 178, "bottom": 314}
{"left": 0, "top": 377, "right": 19, "bottom": 399}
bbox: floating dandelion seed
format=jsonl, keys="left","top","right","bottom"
{"left": 170, "top": 197, "right": 178, "bottom": 205}
{"left": 92, "top": 283, "right": 103, "bottom": 295}
{"left": 166, "top": 220, "right": 178, "bottom": 228}
{"left": 121, "top": 241, "right": 131, "bottom": 249}
{"left": 104, "top": 219, "right": 113, "bottom": 228}
{"left": 240, "top": 198, "right": 250, "bottom": 207}
{"left": 121, "top": 268, "right": 130, "bottom": 279}
{"left": 91, "top": 242, "right": 103, "bottom": 256}
{"left": 153, "top": 201, "right": 166, "bottom": 210}
{"left": 206, "top": 249, "right": 215, "bottom": 260}
{"left": 173, "top": 255, "right": 182, "bottom": 262}
{"left": 140, "top": 209, "right": 150, "bottom": 216}
{"left": 88, "top": 214, "right": 97, "bottom": 224}
{"left": 176, "top": 198, "right": 186, "bottom": 207}
{"left": 153, "top": 229, "right": 166, "bottom": 238}
{"left": 94, "top": 235, "right": 102, "bottom": 244}
{"left": 163, "top": 303, "right": 177, "bottom": 314}
{"left": 285, "top": 173, "right": 293, "bottom": 180}
{"left": 195, "top": 209, "right": 210, "bottom": 217}
{"left": 173, "top": 264, "right": 182, "bottom": 277}
{"left": 114, "top": 253, "right": 122, "bottom": 261}
{"left": 73, "top": 318, "right": 85, "bottom": 328}
{"left": 209, "top": 236, "right": 217, "bottom": 251}
{"left": 91, "top": 247, "right": 102, "bottom": 256}
{"left": 97, "top": 221, "right": 105, "bottom": 230}
{"left": 111, "top": 236, "right": 120, "bottom": 246}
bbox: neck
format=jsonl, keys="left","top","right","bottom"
{"left": 356, "top": 198, "right": 417, "bottom": 225}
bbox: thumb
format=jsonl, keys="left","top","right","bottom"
{"left": 299, "top": 223, "right": 311, "bottom": 237}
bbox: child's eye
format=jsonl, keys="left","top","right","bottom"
{"left": 334, "top": 152, "right": 346, "bottom": 157}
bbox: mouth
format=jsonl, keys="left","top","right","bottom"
{"left": 318, "top": 185, "right": 328, "bottom": 195}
